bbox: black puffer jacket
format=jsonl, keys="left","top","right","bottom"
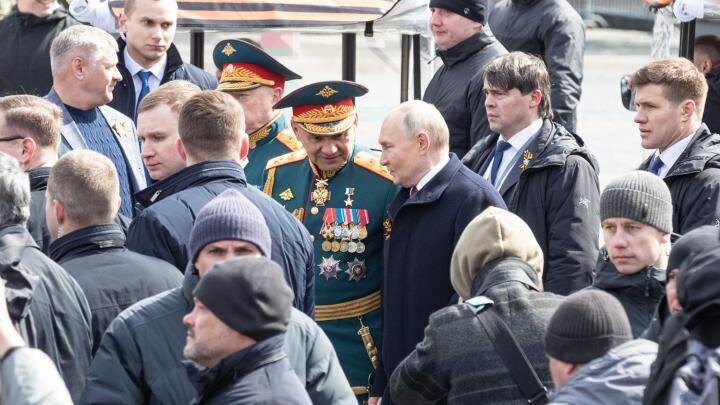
{"left": 49, "top": 224, "right": 182, "bottom": 354}
{"left": 0, "top": 225, "right": 92, "bottom": 402}
{"left": 126, "top": 160, "right": 315, "bottom": 315}
{"left": 109, "top": 39, "right": 217, "bottom": 119}
{"left": 488, "top": 0, "right": 585, "bottom": 132}
{"left": 0, "top": 7, "right": 80, "bottom": 96}
{"left": 26, "top": 167, "right": 51, "bottom": 253}
{"left": 186, "top": 335, "right": 312, "bottom": 405}
{"left": 591, "top": 251, "right": 666, "bottom": 338}
{"left": 464, "top": 120, "right": 600, "bottom": 295}
{"left": 423, "top": 31, "right": 507, "bottom": 157}
{"left": 638, "top": 124, "right": 720, "bottom": 236}
{"left": 704, "top": 66, "right": 720, "bottom": 135}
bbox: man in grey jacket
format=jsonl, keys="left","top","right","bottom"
{"left": 83, "top": 189, "right": 354, "bottom": 405}
{"left": 545, "top": 290, "right": 658, "bottom": 404}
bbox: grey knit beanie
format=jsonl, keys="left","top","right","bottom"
{"left": 188, "top": 189, "right": 271, "bottom": 261}
{"left": 544, "top": 290, "right": 632, "bottom": 364}
{"left": 600, "top": 170, "right": 673, "bottom": 233}
{"left": 194, "top": 256, "right": 292, "bottom": 341}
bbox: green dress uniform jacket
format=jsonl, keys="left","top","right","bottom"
{"left": 245, "top": 113, "right": 303, "bottom": 187}
{"left": 263, "top": 145, "right": 398, "bottom": 396}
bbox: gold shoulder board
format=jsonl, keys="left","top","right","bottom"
{"left": 354, "top": 151, "right": 394, "bottom": 182}
{"left": 276, "top": 129, "right": 304, "bottom": 152}
{"left": 266, "top": 150, "right": 307, "bottom": 170}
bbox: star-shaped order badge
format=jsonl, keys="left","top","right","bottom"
{"left": 318, "top": 256, "right": 341, "bottom": 280}
{"left": 346, "top": 258, "right": 367, "bottom": 282}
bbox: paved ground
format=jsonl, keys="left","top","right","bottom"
{"left": 175, "top": 27, "right": 677, "bottom": 188}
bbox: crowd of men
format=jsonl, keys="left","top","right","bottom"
{"left": 2, "top": 0, "right": 720, "bottom": 404}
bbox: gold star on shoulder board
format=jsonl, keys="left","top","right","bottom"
{"left": 344, "top": 196, "right": 353, "bottom": 207}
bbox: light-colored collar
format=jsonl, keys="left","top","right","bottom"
{"left": 123, "top": 47, "right": 166, "bottom": 79}
{"left": 415, "top": 155, "right": 450, "bottom": 191}
{"left": 502, "top": 119, "right": 543, "bottom": 150}
{"left": 654, "top": 133, "right": 694, "bottom": 178}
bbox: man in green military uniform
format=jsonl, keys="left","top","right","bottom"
{"left": 213, "top": 38, "right": 304, "bottom": 186}
{"left": 262, "top": 80, "right": 398, "bottom": 402}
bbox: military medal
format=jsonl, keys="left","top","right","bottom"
{"left": 340, "top": 240, "right": 349, "bottom": 252}
{"left": 311, "top": 178, "right": 330, "bottom": 206}
{"left": 321, "top": 240, "right": 332, "bottom": 252}
{"left": 344, "top": 188, "right": 355, "bottom": 207}
{"left": 318, "top": 256, "right": 341, "bottom": 279}
{"left": 356, "top": 241, "right": 366, "bottom": 253}
{"left": 348, "top": 241, "right": 358, "bottom": 253}
{"left": 331, "top": 241, "right": 341, "bottom": 252}
{"left": 346, "top": 258, "right": 367, "bottom": 282}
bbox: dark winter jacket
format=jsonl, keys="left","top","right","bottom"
{"left": 0, "top": 7, "right": 80, "bottom": 96}
{"left": 641, "top": 298, "right": 672, "bottom": 343}
{"left": 109, "top": 39, "right": 217, "bottom": 119}
{"left": 463, "top": 120, "right": 599, "bottom": 295}
{"left": 704, "top": 66, "right": 720, "bottom": 135}
{"left": 423, "top": 31, "right": 507, "bottom": 157}
{"left": 591, "top": 252, "right": 665, "bottom": 338}
{"left": 0, "top": 225, "right": 92, "bottom": 402}
{"left": 82, "top": 269, "right": 354, "bottom": 405}
{"left": 389, "top": 258, "right": 563, "bottom": 404}
{"left": 26, "top": 166, "right": 51, "bottom": 253}
{"left": 49, "top": 224, "right": 182, "bottom": 354}
{"left": 638, "top": 124, "right": 720, "bottom": 236}
{"left": 126, "top": 160, "right": 315, "bottom": 315}
{"left": 371, "top": 154, "right": 506, "bottom": 400}
{"left": 549, "top": 339, "right": 658, "bottom": 405}
{"left": 186, "top": 334, "right": 312, "bottom": 405}
{"left": 489, "top": 0, "right": 585, "bottom": 132}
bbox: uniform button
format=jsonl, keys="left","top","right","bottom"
{"left": 309, "top": 235, "right": 315, "bottom": 242}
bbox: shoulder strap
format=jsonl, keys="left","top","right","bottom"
{"left": 476, "top": 308, "right": 548, "bottom": 405}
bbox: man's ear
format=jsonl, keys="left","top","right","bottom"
{"left": 118, "top": 11, "right": 129, "bottom": 34}
{"left": 417, "top": 131, "right": 431, "bottom": 153}
{"left": 176, "top": 138, "right": 188, "bottom": 163}
{"left": 239, "top": 135, "right": 249, "bottom": 160}
{"left": 53, "top": 198, "right": 65, "bottom": 226}
{"left": 19, "top": 137, "right": 37, "bottom": 167}
{"left": 680, "top": 99, "right": 697, "bottom": 121}
{"left": 529, "top": 89, "right": 543, "bottom": 109}
{"left": 271, "top": 87, "right": 283, "bottom": 104}
{"left": 71, "top": 56, "right": 85, "bottom": 80}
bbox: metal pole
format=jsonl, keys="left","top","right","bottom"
{"left": 190, "top": 31, "right": 205, "bottom": 69}
{"left": 678, "top": 20, "right": 696, "bottom": 60}
{"left": 342, "top": 33, "right": 356, "bottom": 81}
{"left": 400, "top": 34, "right": 410, "bottom": 102}
{"left": 412, "top": 34, "right": 422, "bottom": 99}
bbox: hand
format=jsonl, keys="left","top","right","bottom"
{"left": 368, "top": 396, "right": 382, "bottom": 405}
{"left": 0, "top": 280, "right": 25, "bottom": 358}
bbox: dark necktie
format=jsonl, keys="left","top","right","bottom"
{"left": 409, "top": 186, "right": 418, "bottom": 197}
{"left": 490, "top": 140, "right": 512, "bottom": 186}
{"left": 135, "top": 70, "right": 152, "bottom": 121}
{"left": 647, "top": 155, "right": 664, "bottom": 176}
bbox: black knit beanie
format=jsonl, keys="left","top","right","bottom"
{"left": 544, "top": 290, "right": 632, "bottom": 364}
{"left": 188, "top": 189, "right": 272, "bottom": 262}
{"left": 193, "top": 256, "right": 293, "bottom": 341}
{"left": 667, "top": 225, "right": 720, "bottom": 271}
{"left": 600, "top": 170, "right": 673, "bottom": 233}
{"left": 429, "top": 0, "right": 486, "bottom": 24}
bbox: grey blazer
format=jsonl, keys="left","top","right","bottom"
{"left": 46, "top": 88, "right": 147, "bottom": 193}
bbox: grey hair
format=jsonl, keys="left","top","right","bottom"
{"left": 390, "top": 100, "right": 449, "bottom": 151}
{"left": 0, "top": 152, "right": 30, "bottom": 227}
{"left": 50, "top": 25, "right": 118, "bottom": 76}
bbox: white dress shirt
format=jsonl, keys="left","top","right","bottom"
{"left": 650, "top": 133, "right": 694, "bottom": 178}
{"left": 123, "top": 47, "right": 166, "bottom": 104}
{"left": 483, "top": 119, "right": 543, "bottom": 188}
{"left": 415, "top": 155, "right": 451, "bottom": 191}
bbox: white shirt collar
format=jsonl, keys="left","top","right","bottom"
{"left": 415, "top": 155, "right": 450, "bottom": 191}
{"left": 503, "top": 119, "right": 543, "bottom": 149}
{"left": 123, "top": 47, "right": 166, "bottom": 80}
{"left": 654, "top": 133, "right": 694, "bottom": 178}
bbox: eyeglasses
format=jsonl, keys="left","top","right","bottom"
{"left": 0, "top": 135, "right": 24, "bottom": 142}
